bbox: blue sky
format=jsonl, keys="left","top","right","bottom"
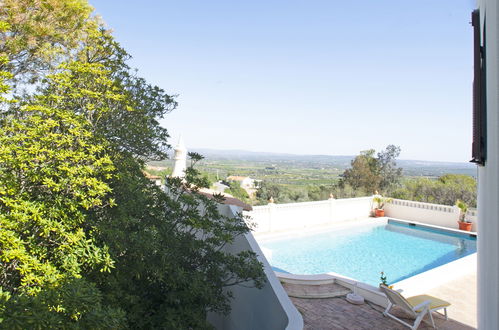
{"left": 89, "top": 0, "right": 476, "bottom": 162}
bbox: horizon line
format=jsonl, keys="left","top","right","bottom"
{"left": 163, "top": 147, "right": 476, "bottom": 165}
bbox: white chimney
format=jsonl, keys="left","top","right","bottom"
{"left": 171, "top": 137, "right": 187, "bottom": 178}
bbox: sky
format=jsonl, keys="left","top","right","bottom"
{"left": 89, "top": 0, "right": 476, "bottom": 162}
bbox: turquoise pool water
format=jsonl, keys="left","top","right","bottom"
{"left": 259, "top": 220, "right": 476, "bottom": 286}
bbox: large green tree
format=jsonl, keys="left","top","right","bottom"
{"left": 377, "top": 145, "right": 403, "bottom": 191}
{"left": 341, "top": 149, "right": 380, "bottom": 194}
{"left": 0, "top": 2, "right": 265, "bottom": 328}
{"left": 340, "top": 145, "right": 403, "bottom": 194}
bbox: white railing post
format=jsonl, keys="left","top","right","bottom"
{"left": 268, "top": 199, "right": 275, "bottom": 232}
{"left": 329, "top": 194, "right": 336, "bottom": 222}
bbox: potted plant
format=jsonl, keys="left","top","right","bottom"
{"left": 373, "top": 195, "right": 392, "bottom": 217}
{"left": 380, "top": 271, "right": 388, "bottom": 287}
{"left": 456, "top": 199, "right": 472, "bottom": 231}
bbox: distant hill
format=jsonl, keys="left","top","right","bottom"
{"left": 190, "top": 148, "right": 353, "bottom": 167}
{"left": 151, "top": 148, "right": 477, "bottom": 178}
{"left": 396, "top": 159, "right": 476, "bottom": 177}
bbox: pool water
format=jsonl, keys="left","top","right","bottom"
{"left": 259, "top": 220, "right": 476, "bottom": 286}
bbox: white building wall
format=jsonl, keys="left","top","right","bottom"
{"left": 240, "top": 177, "right": 255, "bottom": 189}
{"left": 478, "top": 1, "right": 499, "bottom": 328}
{"left": 207, "top": 205, "right": 303, "bottom": 330}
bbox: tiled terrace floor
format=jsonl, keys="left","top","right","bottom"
{"left": 284, "top": 283, "right": 476, "bottom": 330}
{"left": 423, "top": 272, "right": 476, "bottom": 328}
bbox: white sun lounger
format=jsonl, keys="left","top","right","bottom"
{"left": 380, "top": 284, "right": 450, "bottom": 330}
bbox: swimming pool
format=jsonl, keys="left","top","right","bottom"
{"left": 258, "top": 219, "right": 476, "bottom": 286}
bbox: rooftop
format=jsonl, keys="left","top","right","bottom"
{"left": 198, "top": 188, "right": 252, "bottom": 211}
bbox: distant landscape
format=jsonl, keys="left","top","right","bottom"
{"left": 2, "top": 1, "right": 478, "bottom": 328}
{"left": 149, "top": 148, "right": 477, "bottom": 184}
{"left": 147, "top": 148, "right": 477, "bottom": 207}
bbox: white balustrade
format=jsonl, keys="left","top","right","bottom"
{"left": 385, "top": 199, "right": 477, "bottom": 232}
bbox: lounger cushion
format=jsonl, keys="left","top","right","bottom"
{"left": 407, "top": 295, "right": 450, "bottom": 312}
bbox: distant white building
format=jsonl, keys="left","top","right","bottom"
{"left": 227, "top": 175, "right": 255, "bottom": 189}
{"left": 143, "top": 171, "right": 162, "bottom": 186}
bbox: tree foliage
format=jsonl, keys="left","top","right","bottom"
{"left": 341, "top": 149, "right": 380, "bottom": 194}
{"left": 0, "top": 63, "right": 124, "bottom": 326}
{"left": 304, "top": 185, "right": 332, "bottom": 201}
{"left": 74, "top": 29, "right": 176, "bottom": 161}
{"left": 225, "top": 181, "right": 251, "bottom": 203}
{"left": 88, "top": 157, "right": 265, "bottom": 328}
{"left": 341, "top": 145, "right": 403, "bottom": 194}
{"left": 0, "top": 278, "right": 125, "bottom": 328}
{"left": 0, "top": 1, "right": 265, "bottom": 328}
{"left": 253, "top": 146, "right": 475, "bottom": 209}
{"left": 255, "top": 181, "right": 293, "bottom": 204}
{"left": 391, "top": 174, "right": 477, "bottom": 207}
{"left": 377, "top": 145, "right": 403, "bottom": 191}
{"left": 0, "top": 0, "right": 96, "bottom": 85}
{"left": 255, "top": 181, "right": 317, "bottom": 204}
{"left": 0, "top": 100, "right": 115, "bottom": 290}
{"left": 255, "top": 181, "right": 368, "bottom": 205}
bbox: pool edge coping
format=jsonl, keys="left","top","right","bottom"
{"left": 387, "top": 217, "right": 477, "bottom": 237}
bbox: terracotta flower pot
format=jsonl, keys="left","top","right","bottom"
{"left": 375, "top": 209, "right": 385, "bottom": 217}
{"left": 458, "top": 221, "right": 472, "bottom": 231}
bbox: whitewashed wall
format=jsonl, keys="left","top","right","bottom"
{"left": 246, "top": 197, "right": 373, "bottom": 233}
{"left": 207, "top": 205, "right": 303, "bottom": 330}
{"left": 247, "top": 197, "right": 478, "bottom": 233}
{"left": 477, "top": 1, "right": 499, "bottom": 328}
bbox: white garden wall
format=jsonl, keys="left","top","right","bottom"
{"left": 247, "top": 197, "right": 477, "bottom": 233}
{"left": 385, "top": 199, "right": 477, "bottom": 232}
{"left": 246, "top": 197, "right": 373, "bottom": 233}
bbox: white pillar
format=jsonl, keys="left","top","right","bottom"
{"left": 478, "top": 1, "right": 499, "bottom": 328}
